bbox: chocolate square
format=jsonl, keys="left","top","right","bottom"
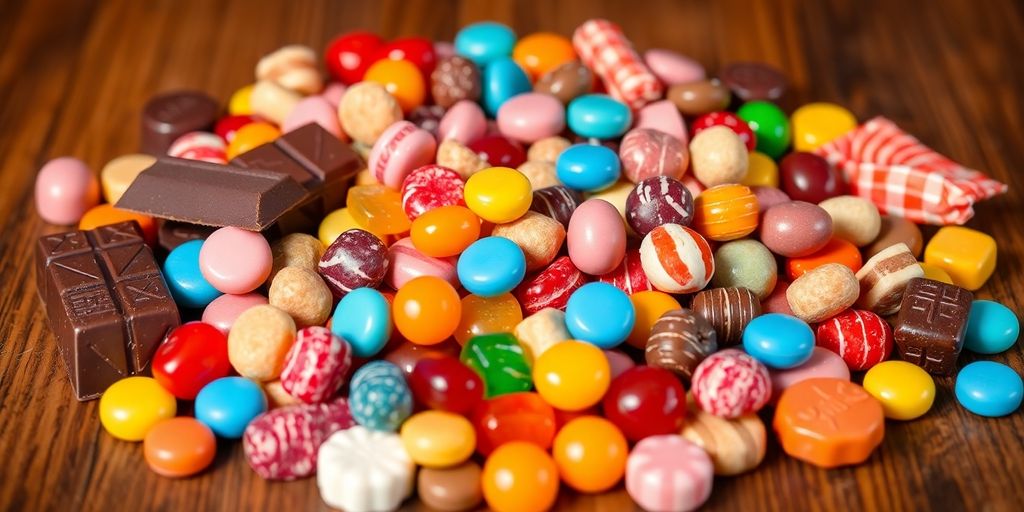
{"left": 893, "top": 277, "right": 973, "bottom": 374}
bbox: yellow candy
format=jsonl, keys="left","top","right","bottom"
{"left": 318, "top": 207, "right": 388, "bottom": 247}
{"left": 355, "top": 168, "right": 379, "bottom": 186}
{"left": 742, "top": 151, "right": 779, "bottom": 188}
{"left": 919, "top": 262, "right": 953, "bottom": 284}
{"left": 229, "top": 83, "right": 255, "bottom": 115}
{"left": 346, "top": 185, "right": 412, "bottom": 235}
{"left": 791, "top": 103, "right": 857, "bottom": 152}
{"left": 99, "top": 377, "right": 177, "bottom": 441}
{"left": 628, "top": 291, "right": 682, "bottom": 350}
{"left": 400, "top": 411, "right": 476, "bottom": 468}
{"left": 586, "top": 179, "right": 633, "bottom": 222}
{"left": 532, "top": 340, "right": 611, "bottom": 411}
{"left": 862, "top": 361, "right": 935, "bottom": 420}
{"left": 923, "top": 226, "right": 996, "bottom": 291}
{"left": 464, "top": 167, "right": 532, "bottom": 223}
{"left": 227, "top": 122, "right": 280, "bottom": 160}
{"left": 100, "top": 153, "right": 157, "bottom": 204}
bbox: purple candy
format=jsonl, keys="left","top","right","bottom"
{"left": 318, "top": 229, "right": 388, "bottom": 298}
{"left": 529, "top": 185, "right": 583, "bottom": 229}
{"left": 626, "top": 176, "right": 694, "bottom": 236}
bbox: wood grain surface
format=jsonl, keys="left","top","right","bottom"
{"left": 1, "top": 0, "right": 1023, "bottom": 510}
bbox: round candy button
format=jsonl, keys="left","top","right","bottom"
{"left": 742, "top": 313, "right": 815, "bottom": 369}
{"left": 965, "top": 300, "right": 1019, "bottom": 354}
{"left": 552, "top": 416, "right": 628, "bottom": 493}
{"left": 464, "top": 167, "right": 533, "bottom": 224}
{"left": 482, "top": 441, "right": 559, "bottom": 512}
{"left": 331, "top": 287, "right": 392, "bottom": 358}
{"left": 143, "top": 417, "right": 216, "bottom": 478}
{"left": 556, "top": 144, "right": 622, "bottom": 192}
{"left": 99, "top": 376, "right": 177, "bottom": 441}
{"left": 394, "top": 276, "right": 462, "bottom": 345}
{"left": 863, "top": 361, "right": 935, "bottom": 420}
{"left": 481, "top": 58, "right": 532, "bottom": 117}
{"left": 955, "top": 361, "right": 1023, "bottom": 417}
{"left": 457, "top": 237, "right": 527, "bottom": 297}
{"left": 400, "top": 411, "right": 476, "bottom": 468}
{"left": 533, "top": 340, "right": 611, "bottom": 411}
{"left": 194, "top": 376, "right": 268, "bottom": 438}
{"left": 454, "top": 22, "right": 516, "bottom": 67}
{"left": 152, "top": 322, "right": 232, "bottom": 400}
{"left": 199, "top": 227, "right": 272, "bottom": 295}
{"left": 163, "top": 240, "right": 222, "bottom": 308}
{"left": 567, "top": 94, "right": 632, "bottom": 139}
{"left": 565, "top": 282, "right": 636, "bottom": 349}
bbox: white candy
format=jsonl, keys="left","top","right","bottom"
{"left": 317, "top": 426, "right": 414, "bottom": 512}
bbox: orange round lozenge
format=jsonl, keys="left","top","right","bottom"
{"left": 143, "top": 417, "right": 216, "bottom": 477}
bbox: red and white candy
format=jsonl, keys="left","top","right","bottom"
{"left": 597, "top": 249, "right": 652, "bottom": 295}
{"left": 168, "top": 131, "right": 227, "bottom": 164}
{"left": 691, "top": 349, "right": 772, "bottom": 418}
{"left": 639, "top": 223, "right": 715, "bottom": 294}
{"left": 400, "top": 164, "right": 466, "bottom": 220}
{"left": 572, "top": 19, "right": 664, "bottom": 109}
{"left": 368, "top": 120, "right": 437, "bottom": 189}
{"left": 515, "top": 255, "right": 588, "bottom": 315}
{"left": 626, "top": 435, "right": 713, "bottom": 512}
{"left": 243, "top": 397, "right": 354, "bottom": 481}
{"left": 280, "top": 326, "right": 352, "bottom": 404}
{"left": 815, "top": 309, "right": 893, "bottom": 371}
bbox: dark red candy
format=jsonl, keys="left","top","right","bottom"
{"left": 214, "top": 114, "right": 258, "bottom": 144}
{"left": 371, "top": 36, "right": 437, "bottom": 79}
{"left": 514, "top": 256, "right": 588, "bottom": 315}
{"left": 597, "top": 249, "right": 652, "bottom": 295}
{"left": 625, "top": 176, "right": 694, "bottom": 236}
{"left": 384, "top": 339, "right": 462, "bottom": 376}
{"left": 407, "top": 105, "right": 447, "bottom": 139}
{"left": 409, "top": 356, "right": 484, "bottom": 415}
{"left": 529, "top": 186, "right": 583, "bottom": 229}
{"left": 691, "top": 111, "right": 757, "bottom": 151}
{"left": 602, "top": 366, "right": 686, "bottom": 442}
{"left": 468, "top": 135, "right": 526, "bottom": 168}
{"left": 317, "top": 229, "right": 389, "bottom": 298}
{"left": 779, "top": 152, "right": 846, "bottom": 203}
{"left": 719, "top": 62, "right": 788, "bottom": 102}
{"left": 325, "top": 31, "right": 385, "bottom": 84}
{"left": 152, "top": 322, "right": 232, "bottom": 400}
{"left": 400, "top": 165, "right": 466, "bottom": 220}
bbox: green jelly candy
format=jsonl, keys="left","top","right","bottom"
{"left": 738, "top": 101, "right": 791, "bottom": 159}
{"left": 460, "top": 333, "right": 533, "bottom": 397}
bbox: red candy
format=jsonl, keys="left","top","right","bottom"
{"left": 468, "top": 135, "right": 527, "bottom": 168}
{"left": 152, "top": 322, "right": 232, "bottom": 400}
{"left": 472, "top": 392, "right": 557, "bottom": 456}
{"left": 400, "top": 165, "right": 466, "bottom": 220}
{"left": 215, "top": 114, "right": 258, "bottom": 144}
{"left": 602, "top": 366, "right": 686, "bottom": 442}
{"left": 690, "top": 349, "right": 772, "bottom": 418}
{"left": 514, "top": 256, "right": 588, "bottom": 315}
{"left": 815, "top": 309, "right": 894, "bottom": 371}
{"left": 242, "top": 397, "right": 354, "bottom": 481}
{"left": 409, "top": 356, "right": 485, "bottom": 415}
{"left": 691, "top": 111, "right": 757, "bottom": 151}
{"left": 371, "top": 36, "right": 437, "bottom": 80}
{"left": 384, "top": 339, "right": 462, "bottom": 376}
{"left": 325, "top": 31, "right": 385, "bottom": 84}
{"left": 280, "top": 326, "right": 353, "bottom": 404}
{"left": 597, "top": 249, "right": 652, "bottom": 295}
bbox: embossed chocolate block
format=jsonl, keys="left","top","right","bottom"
{"left": 893, "top": 277, "right": 972, "bottom": 375}
{"left": 36, "top": 221, "right": 180, "bottom": 400}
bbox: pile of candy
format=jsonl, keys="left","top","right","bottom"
{"left": 32, "top": 18, "right": 1024, "bottom": 512}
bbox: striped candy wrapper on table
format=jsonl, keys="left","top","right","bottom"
{"left": 572, "top": 19, "right": 664, "bottom": 109}
{"left": 814, "top": 117, "right": 1007, "bottom": 225}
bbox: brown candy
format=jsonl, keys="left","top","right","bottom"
{"left": 691, "top": 287, "right": 761, "bottom": 346}
{"left": 140, "top": 90, "right": 219, "bottom": 156}
{"left": 893, "top": 277, "right": 972, "bottom": 375}
{"left": 645, "top": 309, "right": 718, "bottom": 385}
{"left": 491, "top": 211, "right": 566, "bottom": 272}
{"left": 855, "top": 243, "right": 924, "bottom": 315}
{"left": 436, "top": 139, "right": 488, "bottom": 179}
{"left": 431, "top": 56, "right": 482, "bottom": 109}
{"left": 680, "top": 398, "right": 766, "bottom": 476}
{"left": 417, "top": 461, "right": 483, "bottom": 511}
{"left": 786, "top": 263, "right": 859, "bottom": 324}
{"left": 667, "top": 79, "right": 731, "bottom": 116}
{"left": 157, "top": 220, "right": 215, "bottom": 252}
{"left": 865, "top": 215, "right": 923, "bottom": 260}
{"left": 534, "top": 60, "right": 592, "bottom": 104}
{"left": 718, "top": 62, "right": 787, "bottom": 102}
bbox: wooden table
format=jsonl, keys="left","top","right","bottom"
{"left": 1, "top": 0, "right": 1022, "bottom": 510}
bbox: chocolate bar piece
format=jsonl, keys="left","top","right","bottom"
{"left": 893, "top": 277, "right": 972, "bottom": 375}
{"left": 141, "top": 90, "right": 219, "bottom": 155}
{"left": 115, "top": 156, "right": 308, "bottom": 231}
{"left": 232, "top": 123, "right": 362, "bottom": 233}
{"left": 37, "top": 221, "right": 180, "bottom": 400}
{"left": 157, "top": 220, "right": 217, "bottom": 251}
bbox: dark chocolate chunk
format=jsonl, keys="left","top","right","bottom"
{"left": 893, "top": 277, "right": 972, "bottom": 375}
{"left": 157, "top": 220, "right": 217, "bottom": 251}
{"left": 37, "top": 222, "right": 180, "bottom": 400}
{"left": 140, "top": 90, "right": 219, "bottom": 155}
{"left": 719, "top": 62, "right": 788, "bottom": 102}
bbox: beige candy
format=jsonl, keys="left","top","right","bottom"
{"left": 491, "top": 212, "right": 565, "bottom": 271}
{"left": 264, "top": 380, "right": 302, "bottom": 409}
{"left": 681, "top": 399, "right": 766, "bottom": 476}
{"left": 339, "top": 82, "right": 403, "bottom": 145}
{"left": 513, "top": 308, "right": 571, "bottom": 362}
{"left": 437, "top": 139, "right": 487, "bottom": 179}
{"left": 101, "top": 153, "right": 156, "bottom": 203}
{"left": 268, "top": 267, "right": 333, "bottom": 328}
{"left": 587, "top": 180, "right": 633, "bottom": 222}
{"left": 250, "top": 79, "right": 302, "bottom": 125}
{"left": 271, "top": 233, "right": 324, "bottom": 282}
{"left": 517, "top": 161, "right": 560, "bottom": 190}
{"left": 786, "top": 263, "right": 860, "bottom": 323}
{"left": 855, "top": 243, "right": 924, "bottom": 315}
{"left": 818, "top": 195, "right": 881, "bottom": 247}
{"left": 527, "top": 136, "right": 571, "bottom": 163}
{"left": 689, "top": 125, "right": 749, "bottom": 187}
{"left": 256, "top": 44, "right": 323, "bottom": 95}
{"left": 228, "top": 305, "right": 296, "bottom": 381}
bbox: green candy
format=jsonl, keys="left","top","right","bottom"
{"left": 460, "top": 333, "right": 533, "bottom": 397}
{"left": 738, "top": 101, "right": 791, "bottom": 159}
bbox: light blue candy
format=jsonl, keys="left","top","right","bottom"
{"left": 349, "top": 361, "right": 412, "bottom": 431}
{"left": 163, "top": 239, "right": 222, "bottom": 308}
{"left": 454, "top": 22, "right": 516, "bottom": 67}
{"left": 742, "top": 313, "right": 815, "bottom": 369}
{"left": 566, "top": 94, "right": 632, "bottom": 139}
{"left": 955, "top": 361, "right": 1023, "bottom": 417}
{"left": 564, "top": 282, "right": 635, "bottom": 349}
{"left": 194, "top": 377, "right": 267, "bottom": 439}
{"left": 457, "top": 237, "right": 526, "bottom": 298}
{"left": 965, "top": 300, "right": 1019, "bottom": 354}
{"left": 332, "top": 287, "right": 392, "bottom": 358}
{"left": 556, "top": 144, "right": 621, "bottom": 192}
{"left": 481, "top": 58, "right": 531, "bottom": 117}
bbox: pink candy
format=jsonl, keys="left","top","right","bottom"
{"left": 567, "top": 198, "right": 627, "bottom": 276}
{"left": 496, "top": 92, "right": 566, "bottom": 144}
{"left": 202, "top": 292, "right": 269, "bottom": 334}
{"left": 168, "top": 132, "right": 227, "bottom": 164}
{"left": 400, "top": 164, "right": 465, "bottom": 220}
{"left": 573, "top": 19, "right": 664, "bottom": 109}
{"left": 626, "top": 435, "right": 713, "bottom": 512}
{"left": 199, "top": 227, "right": 273, "bottom": 294}
{"left": 283, "top": 96, "right": 343, "bottom": 138}
{"left": 437, "top": 100, "right": 486, "bottom": 145}
{"left": 768, "top": 346, "right": 850, "bottom": 404}
{"left": 243, "top": 397, "right": 354, "bottom": 481}
{"left": 280, "top": 327, "right": 353, "bottom": 404}
{"left": 635, "top": 100, "right": 689, "bottom": 145}
{"left": 618, "top": 128, "right": 688, "bottom": 183}
{"left": 368, "top": 120, "right": 437, "bottom": 189}
{"left": 34, "top": 157, "right": 100, "bottom": 225}
{"left": 385, "top": 237, "right": 459, "bottom": 290}
{"left": 643, "top": 48, "right": 706, "bottom": 85}
{"left": 690, "top": 349, "right": 772, "bottom": 418}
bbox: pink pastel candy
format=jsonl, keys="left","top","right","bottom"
{"left": 434, "top": 41, "right": 455, "bottom": 61}
{"left": 496, "top": 92, "right": 566, "bottom": 144}
{"left": 385, "top": 237, "right": 459, "bottom": 290}
{"left": 280, "top": 326, "right": 352, "bottom": 404}
{"left": 437, "top": 100, "right": 487, "bottom": 145}
{"left": 202, "top": 292, "right": 269, "bottom": 334}
{"left": 635, "top": 100, "right": 689, "bottom": 144}
{"left": 283, "top": 96, "right": 342, "bottom": 138}
{"left": 626, "top": 435, "right": 713, "bottom": 512}
{"left": 199, "top": 227, "right": 273, "bottom": 294}
{"left": 567, "top": 199, "right": 626, "bottom": 275}
{"left": 34, "top": 157, "right": 100, "bottom": 225}
{"left": 643, "top": 49, "right": 706, "bottom": 85}
{"left": 168, "top": 132, "right": 227, "bottom": 164}
{"left": 604, "top": 349, "right": 636, "bottom": 379}
{"left": 751, "top": 186, "right": 791, "bottom": 214}
{"left": 320, "top": 82, "right": 347, "bottom": 109}
{"left": 768, "top": 346, "right": 850, "bottom": 404}
{"left": 367, "top": 121, "right": 437, "bottom": 189}
{"left": 681, "top": 174, "right": 706, "bottom": 199}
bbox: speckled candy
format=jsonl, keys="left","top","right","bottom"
{"left": 491, "top": 211, "right": 565, "bottom": 272}
{"left": 815, "top": 309, "right": 893, "bottom": 371}
{"left": 515, "top": 256, "right": 588, "bottom": 315}
{"left": 400, "top": 165, "right": 466, "bottom": 220}
{"left": 639, "top": 224, "right": 715, "bottom": 294}
{"left": 759, "top": 201, "right": 834, "bottom": 258}
{"left": 318, "top": 229, "right": 388, "bottom": 298}
{"left": 597, "top": 250, "right": 652, "bottom": 295}
{"left": 618, "top": 128, "right": 688, "bottom": 183}
{"left": 691, "top": 287, "right": 762, "bottom": 347}
{"left": 689, "top": 125, "right": 749, "bottom": 188}
{"left": 711, "top": 240, "right": 777, "bottom": 299}
{"left": 529, "top": 185, "right": 582, "bottom": 229}
{"left": 338, "top": 82, "right": 404, "bottom": 145}
{"left": 527, "top": 136, "right": 572, "bottom": 163}
{"left": 625, "top": 176, "right": 694, "bottom": 236}
{"left": 431, "top": 56, "right": 482, "bottom": 109}
{"left": 567, "top": 199, "right": 627, "bottom": 275}
{"left": 242, "top": 397, "right": 354, "bottom": 480}
{"left": 691, "top": 184, "right": 759, "bottom": 242}
{"left": 280, "top": 327, "right": 352, "bottom": 404}
{"left": 349, "top": 361, "right": 413, "bottom": 432}
{"left": 514, "top": 308, "right": 572, "bottom": 362}
{"left": 626, "top": 436, "right": 714, "bottom": 512}
{"left": 691, "top": 349, "right": 772, "bottom": 418}
{"left": 787, "top": 263, "right": 860, "bottom": 324}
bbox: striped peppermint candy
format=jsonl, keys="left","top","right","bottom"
{"left": 691, "top": 349, "right": 772, "bottom": 418}
{"left": 815, "top": 309, "right": 893, "bottom": 371}
{"left": 597, "top": 249, "right": 651, "bottom": 295}
{"left": 168, "top": 131, "right": 227, "bottom": 164}
{"left": 243, "top": 397, "right": 353, "bottom": 481}
{"left": 626, "top": 435, "right": 713, "bottom": 512}
{"left": 280, "top": 326, "right": 352, "bottom": 404}
{"left": 639, "top": 223, "right": 714, "bottom": 294}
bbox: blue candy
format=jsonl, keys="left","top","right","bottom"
{"left": 564, "top": 282, "right": 635, "bottom": 349}
{"left": 965, "top": 300, "right": 1019, "bottom": 354}
{"left": 556, "top": 144, "right": 621, "bottom": 192}
{"left": 349, "top": 361, "right": 413, "bottom": 432}
{"left": 454, "top": 22, "right": 516, "bottom": 67}
{"left": 481, "top": 58, "right": 531, "bottom": 117}
{"left": 742, "top": 313, "right": 815, "bottom": 369}
{"left": 331, "top": 287, "right": 392, "bottom": 358}
{"left": 163, "top": 240, "right": 222, "bottom": 308}
{"left": 194, "top": 377, "right": 267, "bottom": 439}
{"left": 457, "top": 236, "right": 526, "bottom": 297}
{"left": 955, "top": 361, "right": 1023, "bottom": 417}
{"left": 566, "top": 94, "right": 632, "bottom": 139}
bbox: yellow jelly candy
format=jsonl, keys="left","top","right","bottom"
{"left": 100, "top": 153, "right": 157, "bottom": 204}
{"left": 99, "top": 377, "right": 177, "bottom": 441}
{"left": 862, "top": 361, "right": 935, "bottom": 420}
{"left": 229, "top": 83, "right": 255, "bottom": 116}
{"left": 319, "top": 207, "right": 388, "bottom": 247}
{"left": 532, "top": 340, "right": 611, "bottom": 411}
{"left": 464, "top": 167, "right": 532, "bottom": 224}
{"left": 918, "top": 262, "right": 953, "bottom": 284}
{"left": 923, "top": 226, "right": 997, "bottom": 291}
{"left": 347, "top": 185, "right": 412, "bottom": 235}
{"left": 742, "top": 151, "right": 779, "bottom": 188}
{"left": 627, "top": 291, "right": 682, "bottom": 349}
{"left": 587, "top": 180, "right": 633, "bottom": 222}
{"left": 400, "top": 411, "right": 476, "bottom": 468}
{"left": 790, "top": 102, "right": 857, "bottom": 152}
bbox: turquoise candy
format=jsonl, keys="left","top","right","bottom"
{"left": 566, "top": 94, "right": 632, "bottom": 139}
{"left": 331, "top": 287, "right": 392, "bottom": 358}
{"left": 349, "top": 361, "right": 412, "bottom": 431}
{"left": 737, "top": 100, "right": 791, "bottom": 159}
{"left": 556, "top": 143, "right": 621, "bottom": 192}
{"left": 965, "top": 300, "right": 1019, "bottom": 354}
{"left": 454, "top": 22, "right": 516, "bottom": 67}
{"left": 955, "top": 361, "right": 1023, "bottom": 417}
{"left": 742, "top": 313, "right": 814, "bottom": 369}
{"left": 457, "top": 237, "right": 526, "bottom": 297}
{"left": 163, "top": 239, "right": 222, "bottom": 308}
{"left": 481, "top": 58, "right": 531, "bottom": 117}
{"left": 460, "top": 333, "right": 532, "bottom": 397}
{"left": 564, "top": 282, "right": 635, "bottom": 349}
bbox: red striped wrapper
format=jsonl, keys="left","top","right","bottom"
{"left": 572, "top": 19, "right": 664, "bottom": 109}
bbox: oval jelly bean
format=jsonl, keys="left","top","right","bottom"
{"left": 195, "top": 376, "right": 268, "bottom": 438}
{"left": 482, "top": 58, "right": 531, "bottom": 117}
{"left": 497, "top": 92, "right": 566, "bottom": 143}
{"left": 567, "top": 198, "right": 626, "bottom": 276}
{"left": 152, "top": 322, "right": 231, "bottom": 400}
{"left": 331, "top": 287, "right": 392, "bottom": 358}
{"left": 556, "top": 144, "right": 622, "bottom": 192}
{"left": 458, "top": 237, "right": 527, "bottom": 298}
{"left": 742, "top": 313, "right": 815, "bottom": 369}
{"left": 567, "top": 94, "right": 632, "bottom": 139}
{"left": 965, "top": 300, "right": 1019, "bottom": 354}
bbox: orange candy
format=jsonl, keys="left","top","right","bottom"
{"left": 552, "top": 416, "right": 628, "bottom": 493}
{"left": 227, "top": 121, "right": 280, "bottom": 160}
{"left": 143, "top": 417, "right": 216, "bottom": 477}
{"left": 393, "top": 276, "right": 462, "bottom": 345}
{"left": 454, "top": 293, "right": 523, "bottom": 345}
{"left": 786, "top": 237, "right": 863, "bottom": 280}
{"left": 482, "top": 441, "right": 560, "bottom": 512}
{"left": 691, "top": 184, "right": 759, "bottom": 241}
{"left": 773, "top": 378, "right": 884, "bottom": 468}
{"left": 364, "top": 59, "right": 426, "bottom": 113}
{"left": 79, "top": 203, "right": 157, "bottom": 246}
{"left": 627, "top": 291, "right": 682, "bottom": 349}
{"left": 513, "top": 33, "right": 578, "bottom": 81}
{"left": 410, "top": 205, "right": 481, "bottom": 258}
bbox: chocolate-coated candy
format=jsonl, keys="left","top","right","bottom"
{"left": 401, "top": 165, "right": 466, "bottom": 220}
{"left": 691, "top": 287, "right": 761, "bottom": 347}
{"left": 666, "top": 79, "right": 731, "bottom": 116}
{"left": 603, "top": 367, "right": 686, "bottom": 442}
{"left": 468, "top": 135, "right": 526, "bottom": 169}
{"left": 625, "top": 176, "right": 694, "bottom": 236}
{"left": 409, "top": 356, "right": 485, "bottom": 415}
{"left": 893, "top": 278, "right": 972, "bottom": 375}
{"left": 534, "top": 60, "right": 593, "bottom": 105}
{"left": 318, "top": 229, "right": 388, "bottom": 298}
{"left": 759, "top": 201, "right": 834, "bottom": 258}
{"left": 408, "top": 105, "right": 447, "bottom": 138}
{"left": 618, "top": 128, "right": 688, "bottom": 183}
{"left": 779, "top": 152, "right": 845, "bottom": 203}
{"left": 865, "top": 215, "right": 924, "bottom": 260}
{"left": 597, "top": 250, "right": 652, "bottom": 295}
{"left": 460, "top": 333, "right": 532, "bottom": 397}
{"left": 514, "top": 256, "right": 588, "bottom": 315}
{"left": 418, "top": 462, "right": 484, "bottom": 511}
{"left": 645, "top": 309, "right": 718, "bottom": 385}
{"left": 141, "top": 91, "right": 219, "bottom": 155}
{"left": 431, "top": 56, "right": 482, "bottom": 109}
{"left": 529, "top": 186, "right": 583, "bottom": 229}
{"left": 719, "top": 62, "right": 787, "bottom": 102}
